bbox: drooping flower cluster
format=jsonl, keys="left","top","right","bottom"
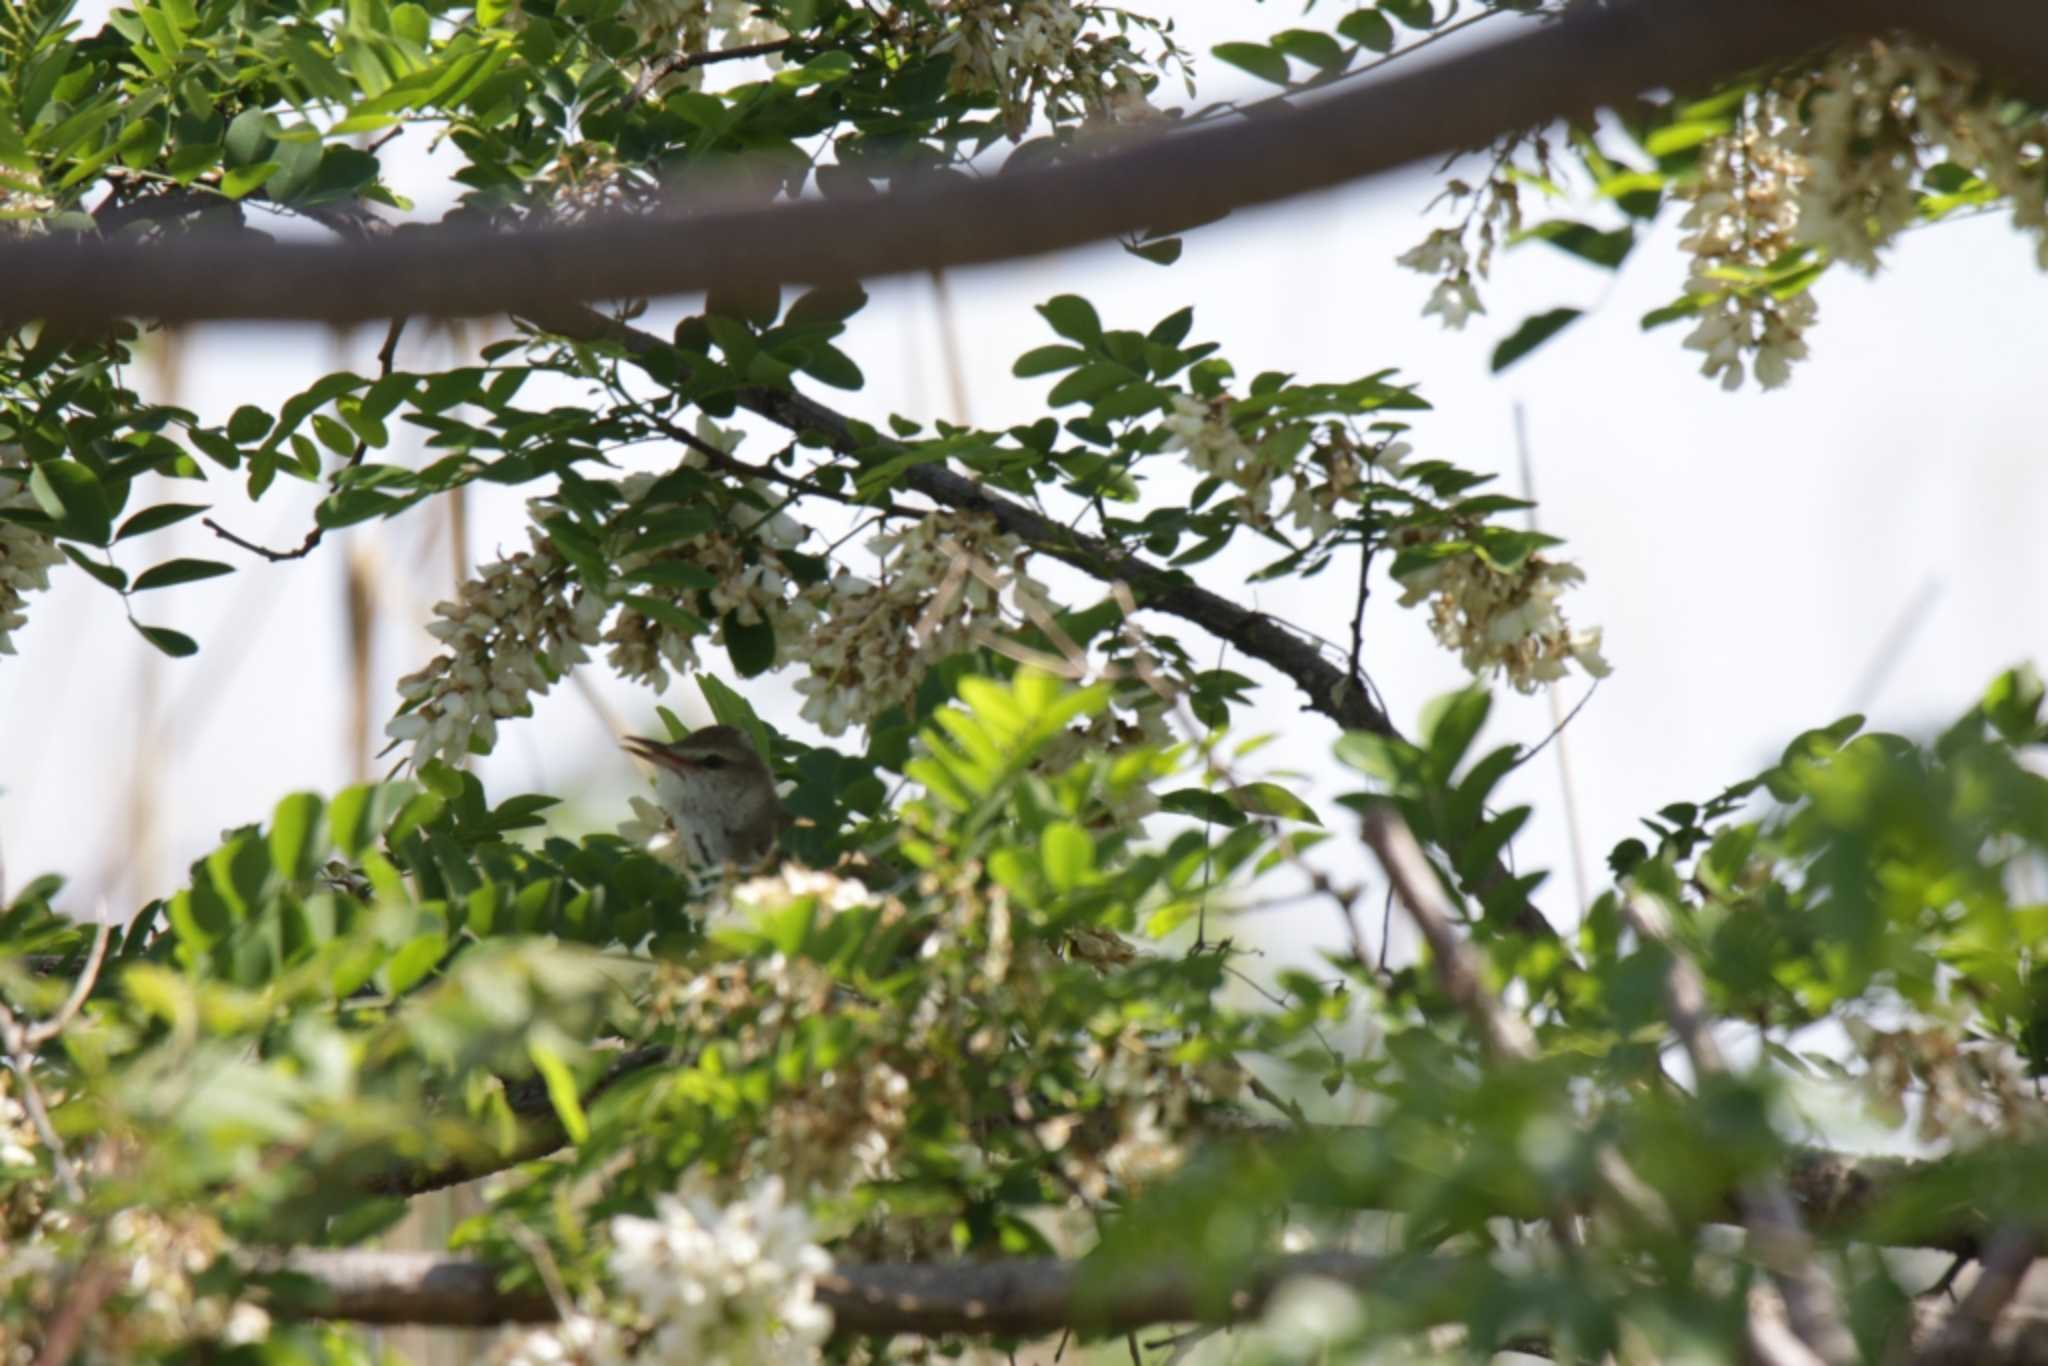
{"left": 387, "top": 533, "right": 607, "bottom": 769}
{"left": 1396, "top": 132, "right": 1553, "bottom": 334}
{"left": 1392, "top": 537, "right": 1610, "bottom": 693}
{"left": 792, "top": 513, "right": 1047, "bottom": 736}
{"left": 1396, "top": 227, "right": 1486, "bottom": 330}
{"left": 923, "top": 1, "right": 1171, "bottom": 137}
{"left": 1161, "top": 396, "right": 1407, "bottom": 539}
{"left": 1671, "top": 38, "right": 2048, "bottom": 389}
{"left": 1670, "top": 98, "right": 1816, "bottom": 391}
{"left": 0, "top": 454, "right": 63, "bottom": 659}
{"left": 603, "top": 464, "right": 814, "bottom": 694}
{"left": 609, "top": 1176, "right": 834, "bottom": 1365}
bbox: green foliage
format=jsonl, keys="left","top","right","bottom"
{"left": 5, "top": 1, "right": 2048, "bottom": 1360}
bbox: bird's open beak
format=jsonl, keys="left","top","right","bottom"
{"left": 621, "top": 735, "right": 685, "bottom": 770}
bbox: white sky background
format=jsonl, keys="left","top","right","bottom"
{"left": 5, "top": 3, "right": 2048, "bottom": 1022}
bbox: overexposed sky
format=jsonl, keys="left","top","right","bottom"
{"left": 4, "top": 7, "right": 2045, "bottom": 989}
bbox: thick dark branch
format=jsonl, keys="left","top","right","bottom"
{"left": 0, "top": 0, "right": 1937, "bottom": 326}
{"left": 264, "top": 1249, "right": 1417, "bottom": 1333}
{"left": 257, "top": 1248, "right": 2048, "bottom": 1362}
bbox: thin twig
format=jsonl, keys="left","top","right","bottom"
{"left": 24, "top": 922, "right": 111, "bottom": 1048}
{"left": 626, "top": 36, "right": 796, "bottom": 104}
{"left": 0, "top": 1005, "right": 82, "bottom": 1202}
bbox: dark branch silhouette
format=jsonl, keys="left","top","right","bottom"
{"left": 7, "top": 0, "right": 2008, "bottom": 327}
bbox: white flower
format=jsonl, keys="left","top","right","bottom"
{"left": 1392, "top": 543, "right": 1609, "bottom": 693}
{"left": 1421, "top": 274, "right": 1483, "bottom": 329}
{"left": 609, "top": 1175, "right": 833, "bottom": 1366}
{"left": 490, "top": 1314, "right": 629, "bottom": 1366}
{"left": 793, "top": 514, "right": 1041, "bottom": 737}
{"left": 386, "top": 531, "right": 605, "bottom": 769}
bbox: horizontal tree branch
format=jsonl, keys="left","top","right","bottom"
{"left": 264, "top": 1248, "right": 1418, "bottom": 1335}
{"left": 0, "top": 0, "right": 1960, "bottom": 326}
{"left": 257, "top": 1247, "right": 2048, "bottom": 1361}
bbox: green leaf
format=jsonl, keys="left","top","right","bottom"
{"left": 1037, "top": 295, "right": 1103, "bottom": 348}
{"left": 133, "top": 621, "right": 199, "bottom": 657}
{"left": 1490, "top": 308, "right": 1583, "bottom": 373}
{"left": 269, "top": 792, "right": 326, "bottom": 881}
{"left": 1983, "top": 666, "right": 2045, "bottom": 744}
{"left": 1518, "top": 220, "right": 1635, "bottom": 269}
{"left": 698, "top": 675, "right": 776, "bottom": 768}
{"left": 1229, "top": 782, "right": 1321, "bottom": 824}
{"left": 60, "top": 545, "right": 127, "bottom": 590}
{"left": 117, "top": 503, "right": 209, "bottom": 540}
{"left": 1013, "top": 345, "right": 1090, "bottom": 378}
{"left": 1271, "top": 29, "right": 1345, "bottom": 70}
{"left": 29, "top": 459, "right": 113, "bottom": 544}
{"left": 1419, "top": 688, "right": 1490, "bottom": 783}
{"left": 328, "top": 782, "right": 387, "bottom": 860}
{"left": 528, "top": 1040, "right": 590, "bottom": 1143}
{"left": 1381, "top": 0, "right": 1434, "bottom": 29}
{"left": 724, "top": 611, "right": 776, "bottom": 678}
{"left": 1160, "top": 788, "right": 1246, "bottom": 827}
{"left": 1125, "top": 236, "right": 1182, "bottom": 266}
{"left": 220, "top": 162, "right": 280, "bottom": 199}
{"left": 1641, "top": 296, "right": 1706, "bottom": 330}
{"left": 131, "top": 558, "right": 235, "bottom": 592}
{"left": 1213, "top": 41, "right": 1291, "bottom": 85}
{"left": 226, "top": 107, "right": 274, "bottom": 163}
{"left": 796, "top": 342, "right": 864, "bottom": 390}
{"left": 1338, "top": 8, "right": 1396, "bottom": 51}
{"left": 1040, "top": 821, "right": 1094, "bottom": 891}
{"left": 774, "top": 49, "right": 854, "bottom": 87}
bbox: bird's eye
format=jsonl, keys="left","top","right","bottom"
{"left": 699, "top": 755, "right": 727, "bottom": 770}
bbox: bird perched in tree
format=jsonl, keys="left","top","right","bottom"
{"left": 621, "top": 724, "right": 787, "bottom": 867}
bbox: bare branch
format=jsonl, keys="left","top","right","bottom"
{"left": 1915, "top": 1225, "right": 2044, "bottom": 1366}
{"left": 260, "top": 1248, "right": 1424, "bottom": 1334}
{"left": 0, "top": 0, "right": 1918, "bottom": 327}
{"left": 242, "top": 1247, "right": 2048, "bottom": 1362}
{"left": 23, "top": 922, "right": 110, "bottom": 1048}
{"left": 1359, "top": 803, "right": 1536, "bottom": 1059}
{"left": 1621, "top": 893, "right": 1857, "bottom": 1366}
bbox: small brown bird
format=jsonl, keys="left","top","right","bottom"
{"left": 621, "top": 724, "right": 787, "bottom": 867}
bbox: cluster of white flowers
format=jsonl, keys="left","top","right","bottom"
{"left": 793, "top": 513, "right": 1046, "bottom": 736}
{"left": 611, "top": 1175, "right": 834, "bottom": 1365}
{"left": 1162, "top": 397, "right": 1407, "bottom": 540}
{"left": 387, "top": 533, "right": 607, "bottom": 769}
{"left": 1846, "top": 1018, "right": 2047, "bottom": 1143}
{"left": 925, "top": 0, "right": 1164, "bottom": 137}
{"left": 0, "top": 1085, "right": 35, "bottom": 1170}
{"left": 1670, "top": 99, "right": 1816, "bottom": 391}
{"left": 0, "top": 1209, "right": 271, "bottom": 1363}
{"left": 1396, "top": 135, "right": 1552, "bottom": 334}
{"left": 493, "top": 1177, "right": 832, "bottom": 1366}
{"left": 1392, "top": 539, "right": 1610, "bottom": 694}
{"left": 1396, "top": 227, "right": 1485, "bottom": 330}
{"left": 1233, "top": 1275, "right": 1366, "bottom": 1363}
{"left": 0, "top": 452, "right": 63, "bottom": 659}
{"left": 1670, "top": 39, "right": 2048, "bottom": 391}
{"left": 604, "top": 464, "right": 814, "bottom": 695}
